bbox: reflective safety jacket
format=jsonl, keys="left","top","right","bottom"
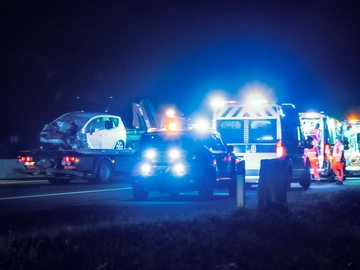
{"left": 333, "top": 141, "right": 344, "bottom": 162}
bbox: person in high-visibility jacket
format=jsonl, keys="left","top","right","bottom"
{"left": 332, "top": 136, "right": 345, "bottom": 185}
{"left": 305, "top": 135, "right": 320, "bottom": 182}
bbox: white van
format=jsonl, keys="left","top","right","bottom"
{"left": 212, "top": 100, "right": 312, "bottom": 189}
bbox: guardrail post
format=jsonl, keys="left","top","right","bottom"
{"left": 257, "top": 159, "right": 288, "bottom": 212}
{"left": 236, "top": 160, "right": 245, "bottom": 208}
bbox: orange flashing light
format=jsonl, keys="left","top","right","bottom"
{"left": 276, "top": 140, "right": 285, "bottom": 158}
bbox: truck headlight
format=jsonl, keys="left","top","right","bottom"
{"left": 141, "top": 163, "right": 151, "bottom": 174}
{"left": 145, "top": 149, "right": 157, "bottom": 160}
{"left": 173, "top": 163, "right": 185, "bottom": 174}
{"left": 168, "top": 148, "right": 180, "bottom": 160}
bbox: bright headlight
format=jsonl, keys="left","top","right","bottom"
{"left": 168, "top": 149, "right": 180, "bottom": 160}
{"left": 141, "top": 163, "right": 151, "bottom": 174}
{"left": 173, "top": 163, "right": 185, "bottom": 174}
{"left": 145, "top": 149, "right": 157, "bottom": 159}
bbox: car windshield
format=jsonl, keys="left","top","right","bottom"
{"left": 48, "top": 114, "right": 91, "bottom": 133}
{"left": 139, "top": 133, "right": 195, "bottom": 150}
{"left": 139, "top": 131, "right": 226, "bottom": 151}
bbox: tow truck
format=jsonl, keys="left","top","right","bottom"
{"left": 17, "top": 99, "right": 161, "bottom": 184}
{"left": 341, "top": 119, "right": 360, "bottom": 176}
{"left": 299, "top": 111, "right": 342, "bottom": 181}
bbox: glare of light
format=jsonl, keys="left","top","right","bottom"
{"left": 141, "top": 164, "right": 151, "bottom": 174}
{"left": 210, "top": 97, "right": 225, "bottom": 109}
{"left": 173, "top": 163, "right": 185, "bottom": 174}
{"left": 194, "top": 118, "right": 210, "bottom": 130}
{"left": 251, "top": 99, "right": 267, "bottom": 106}
{"left": 168, "top": 122, "right": 178, "bottom": 131}
{"left": 305, "top": 112, "right": 319, "bottom": 118}
{"left": 166, "top": 109, "right": 176, "bottom": 118}
{"left": 168, "top": 149, "right": 180, "bottom": 159}
{"left": 145, "top": 149, "right": 157, "bottom": 159}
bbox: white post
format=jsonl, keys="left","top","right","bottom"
{"left": 236, "top": 171, "right": 245, "bottom": 208}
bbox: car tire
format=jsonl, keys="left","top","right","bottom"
{"left": 198, "top": 168, "right": 215, "bottom": 200}
{"left": 299, "top": 158, "right": 311, "bottom": 190}
{"left": 132, "top": 181, "right": 148, "bottom": 201}
{"left": 114, "top": 140, "right": 125, "bottom": 150}
{"left": 95, "top": 160, "right": 113, "bottom": 184}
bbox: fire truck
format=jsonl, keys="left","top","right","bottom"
{"left": 340, "top": 119, "right": 360, "bottom": 176}
{"left": 211, "top": 97, "right": 313, "bottom": 189}
{"left": 299, "top": 111, "right": 341, "bottom": 181}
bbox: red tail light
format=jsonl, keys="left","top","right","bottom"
{"left": 18, "top": 156, "right": 32, "bottom": 163}
{"left": 276, "top": 140, "right": 285, "bottom": 158}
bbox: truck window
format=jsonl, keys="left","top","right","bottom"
{"left": 217, "top": 120, "right": 244, "bottom": 144}
{"left": 248, "top": 120, "right": 276, "bottom": 143}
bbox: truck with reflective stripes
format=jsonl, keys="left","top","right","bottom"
{"left": 211, "top": 99, "right": 313, "bottom": 189}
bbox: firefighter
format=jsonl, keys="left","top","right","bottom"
{"left": 306, "top": 135, "right": 321, "bottom": 182}
{"left": 332, "top": 135, "right": 345, "bottom": 185}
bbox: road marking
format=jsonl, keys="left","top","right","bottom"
{"left": 0, "top": 187, "right": 132, "bottom": 201}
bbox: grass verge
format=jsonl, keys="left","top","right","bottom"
{"left": 1, "top": 189, "right": 360, "bottom": 270}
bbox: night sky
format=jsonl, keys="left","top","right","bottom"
{"left": 2, "top": 1, "right": 360, "bottom": 148}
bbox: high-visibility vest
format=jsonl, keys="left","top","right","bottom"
{"left": 333, "top": 141, "right": 344, "bottom": 162}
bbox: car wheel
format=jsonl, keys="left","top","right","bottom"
{"left": 299, "top": 159, "right": 311, "bottom": 190}
{"left": 132, "top": 181, "right": 148, "bottom": 201}
{"left": 198, "top": 168, "right": 215, "bottom": 200}
{"left": 114, "top": 140, "right": 125, "bottom": 150}
{"left": 95, "top": 160, "right": 113, "bottom": 184}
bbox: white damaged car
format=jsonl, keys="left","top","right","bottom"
{"left": 39, "top": 111, "right": 127, "bottom": 150}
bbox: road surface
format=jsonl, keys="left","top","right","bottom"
{"left": 1, "top": 177, "right": 360, "bottom": 234}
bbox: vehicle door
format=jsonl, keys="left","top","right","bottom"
{"left": 282, "top": 118, "right": 305, "bottom": 178}
{"left": 85, "top": 117, "right": 105, "bottom": 149}
{"left": 101, "top": 117, "right": 119, "bottom": 149}
{"left": 202, "top": 133, "right": 232, "bottom": 180}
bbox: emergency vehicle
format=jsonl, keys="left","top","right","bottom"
{"left": 341, "top": 119, "right": 360, "bottom": 176}
{"left": 211, "top": 98, "right": 313, "bottom": 189}
{"left": 130, "top": 126, "right": 240, "bottom": 201}
{"left": 299, "top": 112, "right": 341, "bottom": 181}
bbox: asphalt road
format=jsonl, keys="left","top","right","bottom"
{"left": 1, "top": 177, "right": 360, "bottom": 234}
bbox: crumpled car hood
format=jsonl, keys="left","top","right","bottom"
{"left": 39, "top": 114, "right": 89, "bottom": 150}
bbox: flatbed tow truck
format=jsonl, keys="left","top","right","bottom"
{"left": 17, "top": 99, "right": 160, "bottom": 184}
